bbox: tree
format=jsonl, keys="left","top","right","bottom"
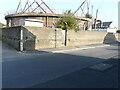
{"left": 56, "top": 10, "right": 79, "bottom": 31}
{"left": 0, "top": 22, "right": 6, "bottom": 28}
{"left": 85, "top": 13, "right": 92, "bottom": 19}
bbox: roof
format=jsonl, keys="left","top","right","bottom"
{"left": 5, "top": 13, "right": 64, "bottom": 20}
{"left": 5, "top": 13, "right": 91, "bottom": 22}
{"left": 96, "top": 21, "right": 112, "bottom": 28}
{"left": 103, "top": 22, "right": 112, "bottom": 27}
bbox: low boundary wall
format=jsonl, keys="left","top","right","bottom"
{"left": 67, "top": 30, "right": 118, "bottom": 46}
{"left": 0, "top": 26, "right": 119, "bottom": 51}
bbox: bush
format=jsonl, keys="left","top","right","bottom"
{"left": 56, "top": 10, "right": 79, "bottom": 31}
{"left": 116, "top": 30, "right": 120, "bottom": 33}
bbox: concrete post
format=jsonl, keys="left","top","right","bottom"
{"left": 20, "top": 29, "right": 23, "bottom": 51}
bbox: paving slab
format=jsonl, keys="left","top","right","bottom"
{"left": 90, "top": 63, "right": 113, "bottom": 71}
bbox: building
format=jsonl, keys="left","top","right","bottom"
{"left": 5, "top": 13, "right": 91, "bottom": 30}
{"left": 5, "top": 13, "right": 63, "bottom": 28}
{"left": 8, "top": 18, "right": 44, "bottom": 27}
{"left": 5, "top": 0, "right": 92, "bottom": 30}
{"left": 93, "top": 21, "right": 117, "bottom": 33}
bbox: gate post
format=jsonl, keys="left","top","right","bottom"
{"left": 20, "top": 28, "right": 23, "bottom": 51}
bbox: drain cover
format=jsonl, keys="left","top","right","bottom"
{"left": 90, "top": 63, "right": 113, "bottom": 71}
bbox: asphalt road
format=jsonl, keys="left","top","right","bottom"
{"left": 31, "top": 58, "right": 119, "bottom": 88}
{"left": 1, "top": 41, "right": 119, "bottom": 88}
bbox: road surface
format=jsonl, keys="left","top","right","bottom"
{"left": 1, "top": 41, "right": 119, "bottom": 88}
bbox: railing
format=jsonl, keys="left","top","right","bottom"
{"left": 5, "top": 9, "right": 65, "bottom": 16}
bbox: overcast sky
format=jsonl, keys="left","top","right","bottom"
{"left": 0, "top": 0, "right": 119, "bottom": 29}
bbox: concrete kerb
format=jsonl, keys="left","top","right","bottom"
{"left": 20, "top": 44, "right": 112, "bottom": 55}
{"left": 52, "top": 44, "right": 111, "bottom": 53}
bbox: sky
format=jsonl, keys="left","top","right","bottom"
{"left": 0, "top": 0, "right": 119, "bottom": 29}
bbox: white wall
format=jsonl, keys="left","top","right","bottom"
{"left": 107, "top": 28, "right": 117, "bottom": 33}
{"left": 93, "top": 29, "right": 107, "bottom": 32}
{"left": 14, "top": 19, "right": 44, "bottom": 27}
{"left": 25, "top": 21, "right": 43, "bottom": 27}
{"left": 93, "top": 28, "right": 116, "bottom": 33}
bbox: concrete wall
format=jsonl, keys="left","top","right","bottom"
{"left": 115, "top": 33, "right": 120, "bottom": 42}
{"left": 67, "top": 30, "right": 118, "bottom": 46}
{"left": 1, "top": 26, "right": 21, "bottom": 50}
{"left": 0, "top": 26, "right": 64, "bottom": 50}
{"left": 0, "top": 26, "right": 119, "bottom": 51}
{"left": 22, "top": 26, "right": 64, "bottom": 50}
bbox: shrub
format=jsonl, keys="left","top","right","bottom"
{"left": 56, "top": 10, "right": 79, "bottom": 31}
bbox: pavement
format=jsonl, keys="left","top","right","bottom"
{"left": 22, "top": 43, "right": 117, "bottom": 55}
{"left": 1, "top": 41, "right": 119, "bottom": 88}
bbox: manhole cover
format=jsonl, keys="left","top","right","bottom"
{"left": 90, "top": 63, "right": 113, "bottom": 71}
